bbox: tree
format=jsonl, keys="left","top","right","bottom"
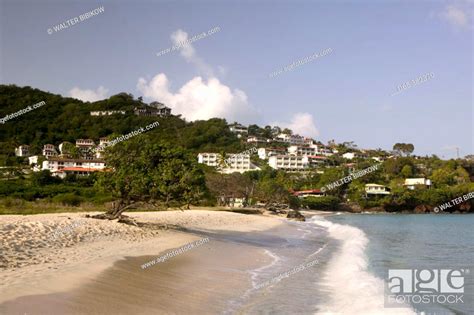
{"left": 393, "top": 143, "right": 415, "bottom": 156}
{"left": 401, "top": 165, "right": 413, "bottom": 178}
{"left": 95, "top": 137, "right": 206, "bottom": 218}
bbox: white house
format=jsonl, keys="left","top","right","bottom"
{"left": 42, "top": 157, "right": 107, "bottom": 178}
{"left": 197, "top": 153, "right": 220, "bottom": 167}
{"left": 42, "top": 144, "right": 57, "bottom": 157}
{"left": 268, "top": 155, "right": 309, "bottom": 171}
{"left": 342, "top": 152, "right": 366, "bottom": 160}
{"left": 90, "top": 110, "right": 126, "bottom": 116}
{"left": 274, "top": 133, "right": 305, "bottom": 145}
{"left": 404, "top": 178, "right": 432, "bottom": 190}
{"left": 288, "top": 145, "right": 317, "bottom": 156}
{"left": 221, "top": 154, "right": 260, "bottom": 174}
{"left": 197, "top": 153, "right": 259, "bottom": 174}
{"left": 247, "top": 136, "right": 268, "bottom": 144}
{"left": 257, "top": 147, "right": 286, "bottom": 160}
{"left": 292, "top": 189, "right": 325, "bottom": 198}
{"left": 15, "top": 145, "right": 30, "bottom": 157}
{"left": 365, "top": 184, "right": 390, "bottom": 195}
{"left": 228, "top": 123, "right": 248, "bottom": 135}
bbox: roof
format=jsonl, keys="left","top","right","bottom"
{"left": 47, "top": 157, "right": 106, "bottom": 163}
{"left": 292, "top": 189, "right": 324, "bottom": 196}
{"left": 404, "top": 178, "right": 428, "bottom": 185}
{"left": 62, "top": 167, "right": 103, "bottom": 172}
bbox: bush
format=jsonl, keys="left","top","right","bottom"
{"left": 301, "top": 196, "right": 341, "bottom": 210}
{"left": 52, "top": 193, "right": 85, "bottom": 206}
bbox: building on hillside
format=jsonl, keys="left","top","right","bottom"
{"left": 75, "top": 139, "right": 95, "bottom": 148}
{"left": 304, "top": 138, "right": 316, "bottom": 145}
{"left": 90, "top": 110, "right": 126, "bottom": 116}
{"left": 274, "top": 133, "right": 305, "bottom": 145}
{"left": 149, "top": 102, "right": 172, "bottom": 116}
{"left": 247, "top": 136, "right": 268, "bottom": 144}
{"left": 404, "top": 178, "right": 432, "bottom": 190}
{"left": 15, "top": 145, "right": 30, "bottom": 157}
{"left": 134, "top": 104, "right": 171, "bottom": 117}
{"left": 228, "top": 123, "right": 248, "bottom": 136}
{"left": 197, "top": 153, "right": 220, "bottom": 167}
{"left": 310, "top": 144, "right": 333, "bottom": 156}
{"left": 42, "top": 157, "right": 107, "bottom": 179}
{"left": 292, "top": 189, "right": 325, "bottom": 198}
{"left": 197, "top": 153, "right": 260, "bottom": 174}
{"left": 288, "top": 145, "right": 317, "bottom": 156}
{"left": 221, "top": 153, "right": 260, "bottom": 174}
{"left": 42, "top": 144, "right": 57, "bottom": 157}
{"left": 342, "top": 152, "right": 366, "bottom": 160}
{"left": 257, "top": 147, "right": 286, "bottom": 160}
{"left": 268, "top": 155, "right": 310, "bottom": 172}
{"left": 307, "top": 155, "right": 328, "bottom": 167}
{"left": 365, "top": 184, "right": 391, "bottom": 196}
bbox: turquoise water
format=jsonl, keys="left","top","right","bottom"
{"left": 327, "top": 214, "right": 474, "bottom": 314}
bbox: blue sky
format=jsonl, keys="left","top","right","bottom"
{"left": 1, "top": 0, "right": 472, "bottom": 158}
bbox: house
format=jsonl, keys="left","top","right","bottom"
{"left": 288, "top": 145, "right": 317, "bottom": 156}
{"left": 197, "top": 153, "right": 259, "bottom": 174}
{"left": 15, "top": 145, "right": 30, "bottom": 157}
{"left": 292, "top": 189, "right": 325, "bottom": 198}
{"left": 268, "top": 155, "right": 310, "bottom": 171}
{"left": 307, "top": 155, "right": 328, "bottom": 167}
{"left": 274, "top": 133, "right": 305, "bottom": 145}
{"left": 404, "top": 178, "right": 432, "bottom": 190}
{"left": 197, "top": 153, "right": 220, "bottom": 167}
{"left": 90, "top": 110, "right": 126, "bottom": 116}
{"left": 365, "top": 184, "right": 390, "bottom": 196}
{"left": 134, "top": 104, "right": 171, "bottom": 117}
{"left": 228, "top": 123, "right": 248, "bottom": 135}
{"left": 149, "top": 102, "right": 172, "bottom": 116}
{"left": 221, "top": 154, "right": 260, "bottom": 174}
{"left": 42, "top": 157, "right": 106, "bottom": 179}
{"left": 257, "top": 147, "right": 286, "bottom": 160}
{"left": 247, "top": 136, "right": 268, "bottom": 144}
{"left": 42, "top": 144, "right": 58, "bottom": 157}
{"left": 75, "top": 139, "right": 95, "bottom": 148}
{"left": 304, "top": 138, "right": 316, "bottom": 145}
{"left": 342, "top": 152, "right": 366, "bottom": 160}
{"left": 311, "top": 144, "right": 334, "bottom": 156}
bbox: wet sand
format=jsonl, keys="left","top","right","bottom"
{"left": 0, "top": 236, "right": 273, "bottom": 315}
{"left": 0, "top": 210, "right": 285, "bottom": 314}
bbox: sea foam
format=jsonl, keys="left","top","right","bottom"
{"left": 310, "top": 216, "right": 416, "bottom": 315}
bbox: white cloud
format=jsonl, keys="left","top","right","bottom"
{"left": 69, "top": 86, "right": 109, "bottom": 102}
{"left": 170, "top": 29, "right": 214, "bottom": 77}
{"left": 271, "top": 113, "right": 320, "bottom": 138}
{"left": 438, "top": 3, "right": 473, "bottom": 30}
{"left": 137, "top": 73, "right": 258, "bottom": 123}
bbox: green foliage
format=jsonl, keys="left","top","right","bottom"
{"left": 52, "top": 193, "right": 85, "bottom": 206}
{"left": 301, "top": 196, "right": 341, "bottom": 210}
{"left": 96, "top": 136, "right": 206, "bottom": 208}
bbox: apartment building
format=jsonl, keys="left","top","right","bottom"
{"left": 90, "top": 110, "right": 126, "bottom": 116}
{"left": 257, "top": 147, "right": 286, "bottom": 160}
{"left": 197, "top": 153, "right": 220, "bottom": 167}
{"left": 288, "top": 145, "right": 317, "bottom": 156}
{"left": 268, "top": 155, "right": 310, "bottom": 171}
{"left": 15, "top": 145, "right": 30, "bottom": 157}
{"left": 42, "top": 144, "right": 57, "bottom": 157}
{"left": 42, "top": 157, "right": 106, "bottom": 178}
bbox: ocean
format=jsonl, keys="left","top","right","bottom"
{"left": 231, "top": 213, "right": 474, "bottom": 315}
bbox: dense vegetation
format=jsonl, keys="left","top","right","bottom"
{"left": 1, "top": 84, "right": 473, "bottom": 214}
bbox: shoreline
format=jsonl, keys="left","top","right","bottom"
{"left": 0, "top": 209, "right": 285, "bottom": 308}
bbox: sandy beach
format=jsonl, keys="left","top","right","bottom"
{"left": 0, "top": 209, "right": 286, "bottom": 314}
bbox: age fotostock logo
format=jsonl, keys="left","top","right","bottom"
{"left": 385, "top": 269, "right": 469, "bottom": 308}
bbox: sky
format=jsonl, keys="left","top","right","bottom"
{"left": 1, "top": 0, "right": 473, "bottom": 159}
